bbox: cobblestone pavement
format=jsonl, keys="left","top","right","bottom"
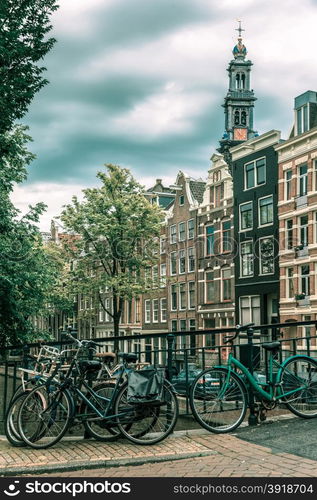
{"left": 2, "top": 431, "right": 317, "bottom": 478}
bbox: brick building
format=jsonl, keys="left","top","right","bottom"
{"left": 197, "top": 153, "right": 235, "bottom": 347}
{"left": 276, "top": 91, "right": 317, "bottom": 345}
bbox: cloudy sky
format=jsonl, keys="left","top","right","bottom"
{"left": 11, "top": 0, "right": 317, "bottom": 230}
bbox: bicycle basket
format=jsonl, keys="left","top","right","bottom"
{"left": 127, "top": 367, "right": 165, "bottom": 405}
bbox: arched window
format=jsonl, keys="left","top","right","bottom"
{"left": 235, "top": 74, "right": 240, "bottom": 89}
{"left": 241, "top": 110, "right": 247, "bottom": 126}
{"left": 234, "top": 109, "right": 240, "bottom": 125}
{"left": 241, "top": 73, "right": 245, "bottom": 89}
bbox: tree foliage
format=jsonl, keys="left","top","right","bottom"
{"left": 61, "top": 165, "right": 164, "bottom": 349}
{"left": 0, "top": 0, "right": 59, "bottom": 347}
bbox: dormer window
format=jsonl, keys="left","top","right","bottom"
{"left": 179, "top": 194, "right": 184, "bottom": 206}
{"left": 296, "top": 104, "right": 309, "bottom": 135}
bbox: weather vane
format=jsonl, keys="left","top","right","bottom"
{"left": 235, "top": 19, "right": 245, "bottom": 38}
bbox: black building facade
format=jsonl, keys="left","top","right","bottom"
{"left": 231, "top": 130, "right": 281, "bottom": 328}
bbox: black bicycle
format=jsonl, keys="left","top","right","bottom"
{"left": 17, "top": 334, "right": 179, "bottom": 448}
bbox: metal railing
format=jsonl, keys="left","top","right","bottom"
{"left": 1, "top": 320, "right": 316, "bottom": 433}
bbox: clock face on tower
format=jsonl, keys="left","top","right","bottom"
{"left": 234, "top": 128, "right": 247, "bottom": 141}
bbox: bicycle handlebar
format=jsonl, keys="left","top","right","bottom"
{"left": 223, "top": 323, "right": 255, "bottom": 344}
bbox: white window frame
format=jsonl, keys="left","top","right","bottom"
{"left": 298, "top": 164, "right": 308, "bottom": 196}
{"left": 258, "top": 195, "right": 273, "bottom": 227}
{"left": 239, "top": 295, "right": 261, "bottom": 326}
{"left": 170, "top": 251, "right": 177, "bottom": 275}
{"left": 188, "top": 219, "right": 195, "bottom": 239}
{"left": 285, "top": 169, "right": 292, "bottom": 201}
{"left": 239, "top": 201, "right": 253, "bottom": 232}
{"left": 178, "top": 222, "right": 186, "bottom": 242}
{"left": 160, "top": 263, "right": 167, "bottom": 287}
{"left": 105, "top": 298, "right": 111, "bottom": 322}
{"left": 221, "top": 268, "right": 231, "bottom": 301}
{"left": 152, "top": 299, "right": 159, "bottom": 323}
{"left": 171, "top": 284, "right": 177, "bottom": 311}
{"left": 259, "top": 236, "right": 274, "bottom": 276}
{"left": 240, "top": 241, "right": 254, "bottom": 278}
{"left": 179, "top": 283, "right": 186, "bottom": 310}
{"left": 170, "top": 224, "right": 177, "bottom": 244}
{"left": 145, "top": 300, "right": 151, "bottom": 323}
{"left": 188, "top": 281, "right": 196, "bottom": 310}
{"left": 243, "top": 156, "right": 266, "bottom": 190}
{"left": 188, "top": 247, "right": 195, "bottom": 272}
{"left": 160, "top": 298, "right": 167, "bottom": 323}
{"left": 300, "top": 265, "right": 310, "bottom": 296}
{"left": 179, "top": 249, "right": 186, "bottom": 274}
{"left": 287, "top": 268, "right": 294, "bottom": 299}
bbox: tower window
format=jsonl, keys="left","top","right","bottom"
{"left": 234, "top": 108, "right": 248, "bottom": 127}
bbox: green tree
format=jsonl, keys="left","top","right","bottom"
{"left": 0, "top": 0, "right": 59, "bottom": 346}
{"left": 61, "top": 165, "right": 164, "bottom": 350}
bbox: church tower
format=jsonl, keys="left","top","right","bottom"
{"left": 218, "top": 22, "right": 257, "bottom": 164}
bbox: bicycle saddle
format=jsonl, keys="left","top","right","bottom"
{"left": 261, "top": 341, "right": 281, "bottom": 352}
{"left": 94, "top": 352, "right": 116, "bottom": 360}
{"left": 118, "top": 352, "right": 138, "bottom": 363}
{"left": 78, "top": 360, "right": 102, "bottom": 371}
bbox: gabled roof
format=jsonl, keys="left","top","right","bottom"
{"left": 189, "top": 180, "right": 206, "bottom": 204}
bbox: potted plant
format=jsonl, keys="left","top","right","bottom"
{"left": 295, "top": 293, "right": 305, "bottom": 300}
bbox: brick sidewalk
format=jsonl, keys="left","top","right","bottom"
{"left": 1, "top": 431, "right": 316, "bottom": 477}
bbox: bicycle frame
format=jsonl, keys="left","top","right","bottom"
{"left": 215, "top": 352, "right": 312, "bottom": 402}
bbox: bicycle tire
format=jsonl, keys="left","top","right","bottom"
{"left": 280, "top": 356, "right": 317, "bottom": 418}
{"left": 4, "top": 391, "right": 32, "bottom": 447}
{"left": 18, "top": 383, "right": 73, "bottom": 449}
{"left": 190, "top": 367, "right": 248, "bottom": 433}
{"left": 82, "top": 382, "right": 122, "bottom": 441}
{"left": 114, "top": 381, "right": 178, "bottom": 445}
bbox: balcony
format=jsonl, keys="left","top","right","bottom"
{"left": 295, "top": 195, "right": 308, "bottom": 209}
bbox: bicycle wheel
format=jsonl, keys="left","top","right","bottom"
{"left": 190, "top": 367, "right": 247, "bottom": 433}
{"left": 280, "top": 356, "right": 317, "bottom": 418}
{"left": 18, "top": 384, "right": 73, "bottom": 449}
{"left": 82, "top": 382, "right": 122, "bottom": 441}
{"left": 114, "top": 381, "right": 178, "bottom": 445}
{"left": 4, "top": 391, "right": 32, "bottom": 447}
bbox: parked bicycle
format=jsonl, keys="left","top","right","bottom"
{"left": 16, "top": 333, "right": 179, "bottom": 448}
{"left": 190, "top": 323, "right": 317, "bottom": 433}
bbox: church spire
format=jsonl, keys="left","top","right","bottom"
{"left": 218, "top": 22, "right": 257, "bottom": 168}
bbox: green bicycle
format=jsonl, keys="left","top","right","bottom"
{"left": 190, "top": 323, "right": 317, "bottom": 433}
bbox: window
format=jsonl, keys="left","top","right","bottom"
{"left": 160, "top": 263, "right": 167, "bottom": 287}
{"left": 206, "top": 226, "right": 214, "bottom": 255}
{"left": 170, "top": 225, "right": 177, "bottom": 244}
{"left": 188, "top": 281, "right": 195, "bottom": 309}
{"left": 259, "top": 195, "right": 273, "bottom": 226}
{"left": 244, "top": 157, "right": 266, "bottom": 189}
{"left": 188, "top": 247, "right": 195, "bottom": 272}
{"left": 285, "top": 169, "right": 292, "bottom": 200}
{"left": 171, "top": 320, "right": 178, "bottom": 332}
{"left": 314, "top": 161, "right": 317, "bottom": 191}
{"left": 259, "top": 237, "right": 274, "bottom": 275}
{"left": 286, "top": 219, "right": 293, "bottom": 249}
{"left": 188, "top": 219, "right": 195, "bottom": 239}
{"left": 240, "top": 241, "right": 254, "bottom": 277}
{"left": 152, "top": 299, "right": 159, "bottom": 325}
{"left": 171, "top": 284, "right": 177, "bottom": 310}
{"left": 179, "top": 249, "right": 186, "bottom": 274}
{"left": 222, "top": 220, "right": 231, "bottom": 253}
{"left": 179, "top": 283, "right": 186, "bottom": 310}
{"left": 299, "top": 214, "right": 308, "bottom": 247}
{"left": 179, "top": 194, "right": 184, "bottom": 206}
{"left": 204, "top": 318, "right": 216, "bottom": 348}
{"left": 240, "top": 296, "right": 260, "bottom": 325}
{"left": 99, "top": 304, "right": 104, "bottom": 323}
{"left": 127, "top": 300, "right": 133, "bottom": 323}
{"left": 145, "top": 300, "right": 151, "bottom": 323}
{"left": 287, "top": 268, "right": 294, "bottom": 298}
{"left": 135, "top": 298, "right": 140, "bottom": 323}
{"left": 301, "top": 265, "right": 310, "bottom": 296}
{"left": 205, "top": 271, "right": 215, "bottom": 303}
{"left": 179, "top": 222, "right": 185, "bottom": 242}
{"left": 298, "top": 164, "right": 308, "bottom": 196}
{"left": 105, "top": 298, "right": 111, "bottom": 322}
{"left": 315, "top": 212, "right": 317, "bottom": 243}
{"left": 170, "top": 252, "right": 177, "bottom": 275}
{"left": 160, "top": 237, "right": 166, "bottom": 254}
{"left": 189, "top": 319, "right": 196, "bottom": 355}
{"left": 215, "top": 183, "right": 224, "bottom": 207}
{"left": 221, "top": 268, "right": 231, "bottom": 301}
{"left": 297, "top": 105, "right": 309, "bottom": 135}
{"left": 239, "top": 201, "right": 253, "bottom": 231}
{"left": 160, "top": 298, "right": 167, "bottom": 322}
